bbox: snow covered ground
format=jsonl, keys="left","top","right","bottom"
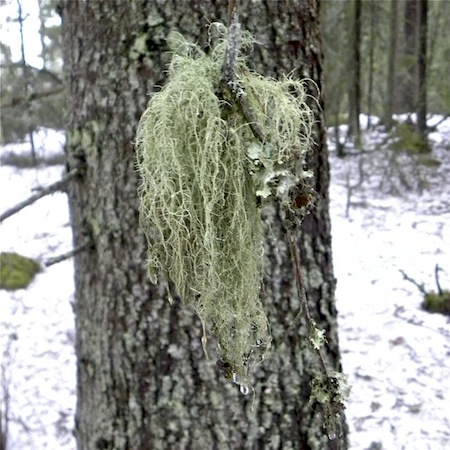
{"left": 0, "top": 130, "right": 75, "bottom": 450}
{"left": 0, "top": 121, "right": 449, "bottom": 449}
{"left": 329, "top": 116, "right": 450, "bottom": 450}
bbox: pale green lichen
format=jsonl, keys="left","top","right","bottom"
{"left": 310, "top": 326, "right": 326, "bottom": 350}
{"left": 130, "top": 35, "right": 149, "bottom": 60}
{"left": 136, "top": 27, "right": 314, "bottom": 386}
{"left": 310, "top": 371, "right": 351, "bottom": 440}
{"left": 0, "top": 252, "right": 41, "bottom": 291}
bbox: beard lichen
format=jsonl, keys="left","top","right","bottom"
{"left": 136, "top": 28, "right": 314, "bottom": 388}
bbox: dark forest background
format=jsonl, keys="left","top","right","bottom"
{"left": 1, "top": 0, "right": 449, "bottom": 154}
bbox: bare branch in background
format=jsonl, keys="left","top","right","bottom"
{"left": 1, "top": 62, "right": 63, "bottom": 85}
{"left": 399, "top": 269, "right": 428, "bottom": 295}
{"left": 1, "top": 86, "right": 63, "bottom": 110}
{"left": 0, "top": 169, "right": 78, "bottom": 223}
{"left": 434, "top": 264, "right": 443, "bottom": 296}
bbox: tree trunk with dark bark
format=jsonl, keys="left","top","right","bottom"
{"left": 416, "top": 0, "right": 428, "bottom": 139}
{"left": 366, "top": 0, "right": 376, "bottom": 130}
{"left": 62, "top": 1, "right": 347, "bottom": 449}
{"left": 398, "top": 0, "right": 419, "bottom": 114}
{"left": 348, "top": 0, "right": 361, "bottom": 143}
{"left": 384, "top": 0, "right": 398, "bottom": 130}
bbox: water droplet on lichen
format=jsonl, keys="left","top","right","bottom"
{"left": 240, "top": 385, "right": 249, "bottom": 396}
{"left": 328, "top": 433, "right": 336, "bottom": 441}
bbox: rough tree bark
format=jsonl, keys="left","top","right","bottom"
{"left": 62, "top": 1, "right": 347, "bottom": 449}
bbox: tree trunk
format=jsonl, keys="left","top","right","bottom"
{"left": 398, "top": 0, "right": 419, "bottom": 114}
{"left": 366, "top": 0, "right": 376, "bottom": 130}
{"left": 416, "top": 0, "right": 428, "bottom": 138}
{"left": 384, "top": 0, "right": 398, "bottom": 130}
{"left": 348, "top": 0, "right": 361, "bottom": 143}
{"left": 62, "top": 1, "right": 347, "bottom": 449}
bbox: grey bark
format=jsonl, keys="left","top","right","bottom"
{"left": 62, "top": 1, "right": 347, "bottom": 449}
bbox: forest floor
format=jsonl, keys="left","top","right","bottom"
{"left": 0, "top": 118, "right": 449, "bottom": 450}
{"left": 328, "top": 115, "right": 450, "bottom": 450}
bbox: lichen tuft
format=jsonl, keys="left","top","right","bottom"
{"left": 136, "top": 27, "right": 314, "bottom": 385}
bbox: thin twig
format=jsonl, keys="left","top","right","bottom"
{"left": 0, "top": 168, "right": 79, "bottom": 223}
{"left": 44, "top": 241, "right": 91, "bottom": 267}
{"left": 221, "top": 3, "right": 266, "bottom": 144}
{"left": 286, "top": 231, "right": 329, "bottom": 375}
{"left": 227, "top": 0, "right": 239, "bottom": 25}
{"left": 399, "top": 269, "right": 427, "bottom": 295}
{"left": 434, "top": 264, "right": 443, "bottom": 296}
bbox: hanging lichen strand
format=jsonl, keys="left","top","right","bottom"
{"left": 136, "top": 27, "right": 314, "bottom": 389}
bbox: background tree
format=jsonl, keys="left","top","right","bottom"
{"left": 62, "top": 1, "right": 346, "bottom": 449}
{"left": 0, "top": 0, "right": 63, "bottom": 147}
{"left": 384, "top": 0, "right": 398, "bottom": 131}
{"left": 426, "top": 0, "right": 450, "bottom": 119}
{"left": 321, "top": 1, "right": 348, "bottom": 156}
{"left": 416, "top": 0, "right": 428, "bottom": 138}
{"left": 347, "top": 0, "right": 361, "bottom": 142}
{"left": 366, "top": 0, "right": 377, "bottom": 129}
{"left": 393, "top": 0, "right": 429, "bottom": 149}
{"left": 397, "top": 0, "right": 419, "bottom": 115}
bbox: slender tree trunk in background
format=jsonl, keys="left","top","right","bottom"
{"left": 398, "top": 0, "right": 419, "bottom": 114}
{"left": 427, "top": 0, "right": 443, "bottom": 74}
{"left": 62, "top": 1, "right": 346, "bottom": 449}
{"left": 37, "top": 0, "right": 47, "bottom": 70}
{"left": 16, "top": 0, "right": 36, "bottom": 163}
{"left": 348, "top": 0, "right": 361, "bottom": 143}
{"left": 334, "top": 94, "right": 346, "bottom": 158}
{"left": 384, "top": 0, "right": 398, "bottom": 130}
{"left": 367, "top": 0, "right": 376, "bottom": 129}
{"left": 417, "top": 0, "right": 428, "bottom": 139}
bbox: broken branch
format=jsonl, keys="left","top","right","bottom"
{"left": 434, "top": 264, "right": 443, "bottom": 296}
{"left": 44, "top": 241, "right": 91, "bottom": 267}
{"left": 399, "top": 269, "right": 427, "bottom": 295}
